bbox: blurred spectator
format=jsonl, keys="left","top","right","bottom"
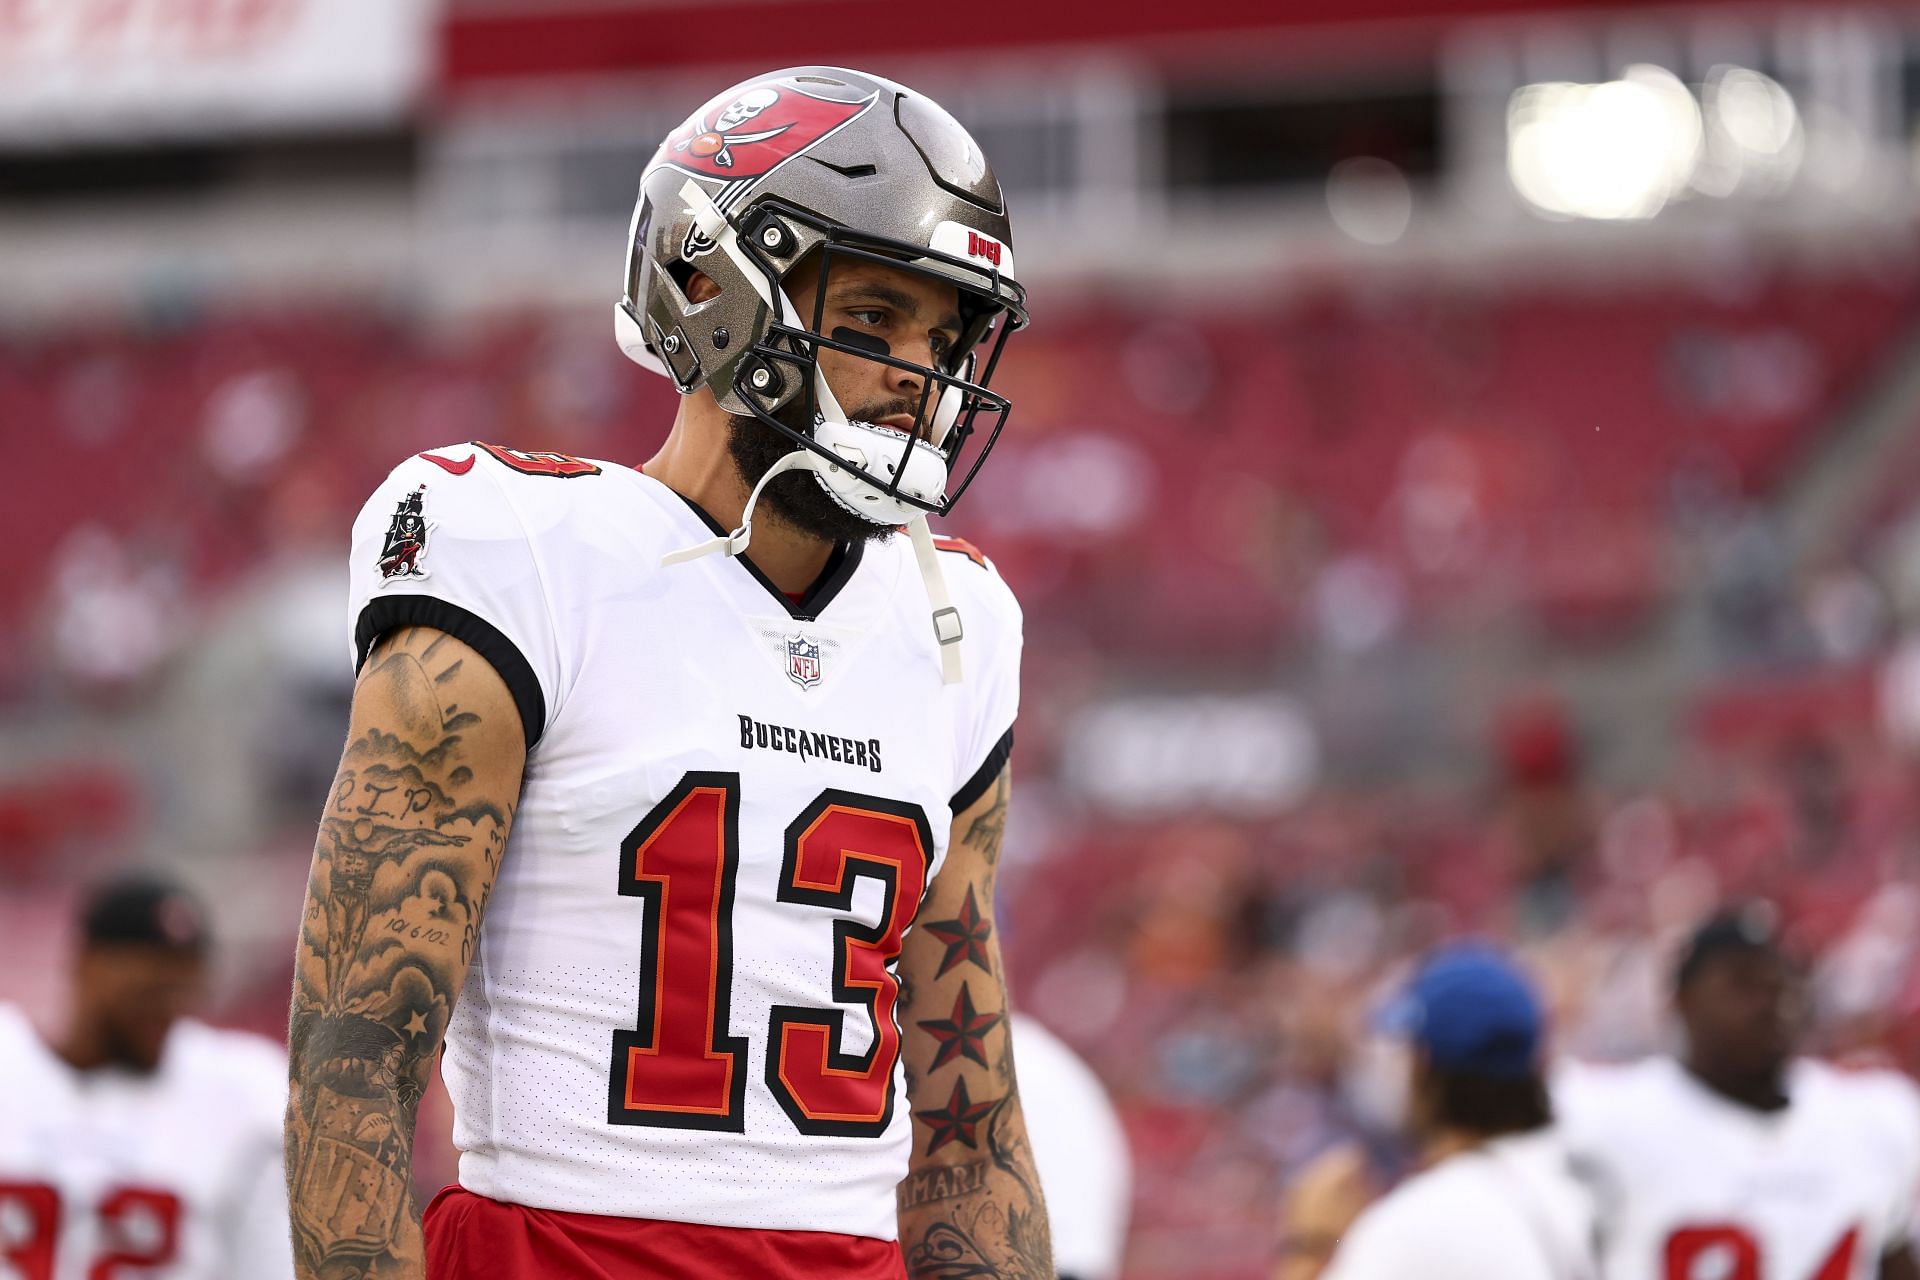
{"left": 1272, "top": 1144, "right": 1380, "bottom": 1280}
{"left": 1493, "top": 696, "right": 1593, "bottom": 937}
{"left": 40, "top": 525, "right": 183, "bottom": 699}
{"left": 1319, "top": 946, "right": 1593, "bottom": 1280}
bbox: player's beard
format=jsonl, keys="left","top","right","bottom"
{"left": 726, "top": 406, "right": 908, "bottom": 547}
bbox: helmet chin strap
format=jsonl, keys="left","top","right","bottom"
{"left": 658, "top": 459, "right": 964, "bottom": 685}
{"left": 659, "top": 448, "right": 822, "bottom": 566}
{"left": 907, "top": 514, "right": 965, "bottom": 685}
{"left": 658, "top": 181, "right": 964, "bottom": 683}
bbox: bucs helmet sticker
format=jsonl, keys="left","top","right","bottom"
{"left": 377, "top": 484, "right": 433, "bottom": 583}
{"left": 648, "top": 81, "right": 878, "bottom": 257}
{"left": 930, "top": 220, "right": 1016, "bottom": 279}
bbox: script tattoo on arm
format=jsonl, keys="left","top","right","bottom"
{"left": 896, "top": 765, "right": 1053, "bottom": 1280}
{"left": 285, "top": 627, "right": 526, "bottom": 1280}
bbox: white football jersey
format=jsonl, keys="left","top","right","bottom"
{"left": 1555, "top": 1056, "right": 1920, "bottom": 1280}
{"left": 0, "top": 1004, "right": 294, "bottom": 1280}
{"left": 1322, "top": 1129, "right": 1597, "bottom": 1280}
{"left": 345, "top": 444, "right": 1022, "bottom": 1242}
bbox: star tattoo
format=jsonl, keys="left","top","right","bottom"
{"left": 922, "top": 884, "right": 992, "bottom": 977}
{"left": 915, "top": 1077, "right": 1000, "bottom": 1157}
{"left": 916, "top": 982, "right": 1003, "bottom": 1073}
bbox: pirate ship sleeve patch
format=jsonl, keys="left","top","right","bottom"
{"left": 346, "top": 452, "right": 567, "bottom": 751}
{"left": 374, "top": 483, "right": 436, "bottom": 582}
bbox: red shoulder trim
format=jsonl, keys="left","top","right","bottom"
{"left": 932, "top": 535, "right": 988, "bottom": 569}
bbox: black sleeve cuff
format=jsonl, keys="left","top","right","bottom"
{"left": 951, "top": 726, "right": 1013, "bottom": 812}
{"left": 354, "top": 595, "right": 546, "bottom": 751}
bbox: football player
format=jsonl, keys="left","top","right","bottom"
{"left": 285, "top": 67, "right": 1050, "bottom": 1279}
{"left": 0, "top": 873, "right": 294, "bottom": 1280}
{"left": 1320, "top": 944, "right": 1596, "bottom": 1280}
{"left": 1556, "top": 908, "right": 1920, "bottom": 1280}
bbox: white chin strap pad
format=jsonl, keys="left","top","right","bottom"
{"left": 810, "top": 417, "right": 949, "bottom": 528}
{"left": 806, "top": 360, "right": 950, "bottom": 527}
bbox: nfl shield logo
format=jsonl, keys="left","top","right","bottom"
{"left": 786, "top": 634, "right": 822, "bottom": 690}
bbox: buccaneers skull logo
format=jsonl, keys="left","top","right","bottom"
{"left": 674, "top": 87, "right": 785, "bottom": 170}
{"left": 651, "top": 80, "right": 876, "bottom": 183}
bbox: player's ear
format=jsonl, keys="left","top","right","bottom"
{"left": 686, "top": 271, "right": 722, "bottom": 304}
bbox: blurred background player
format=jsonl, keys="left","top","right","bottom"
{"left": 0, "top": 873, "right": 294, "bottom": 1280}
{"left": 1320, "top": 944, "right": 1596, "bottom": 1280}
{"left": 1012, "top": 1014, "right": 1133, "bottom": 1280}
{"left": 1272, "top": 1144, "right": 1382, "bottom": 1280}
{"left": 1556, "top": 907, "right": 1920, "bottom": 1280}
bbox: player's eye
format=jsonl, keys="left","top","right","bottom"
{"left": 846, "top": 308, "right": 888, "bottom": 328}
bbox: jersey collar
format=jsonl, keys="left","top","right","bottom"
{"left": 670, "top": 489, "right": 867, "bottom": 622}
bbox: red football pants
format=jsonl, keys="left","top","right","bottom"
{"left": 424, "top": 1185, "right": 909, "bottom": 1279}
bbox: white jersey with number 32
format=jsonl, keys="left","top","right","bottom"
{"left": 1555, "top": 1056, "right": 1920, "bottom": 1280}
{"left": 345, "top": 444, "right": 1021, "bottom": 1242}
{"left": 0, "top": 1004, "right": 293, "bottom": 1280}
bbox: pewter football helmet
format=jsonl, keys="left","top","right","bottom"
{"left": 615, "top": 66, "right": 1028, "bottom": 525}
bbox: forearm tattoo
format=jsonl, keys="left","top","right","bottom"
{"left": 284, "top": 629, "right": 515, "bottom": 1279}
{"left": 898, "top": 770, "right": 1053, "bottom": 1280}
{"left": 961, "top": 772, "right": 1010, "bottom": 867}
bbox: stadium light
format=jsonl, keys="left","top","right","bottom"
{"left": 1699, "top": 66, "right": 1803, "bottom": 196}
{"left": 1507, "top": 64, "right": 1703, "bottom": 221}
{"left": 1326, "top": 156, "right": 1414, "bottom": 246}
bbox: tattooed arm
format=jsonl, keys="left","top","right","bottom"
{"left": 285, "top": 626, "right": 526, "bottom": 1280}
{"left": 896, "top": 767, "right": 1052, "bottom": 1279}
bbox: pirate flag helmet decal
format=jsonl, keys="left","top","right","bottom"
{"left": 615, "top": 67, "right": 1026, "bottom": 530}
{"left": 659, "top": 83, "right": 868, "bottom": 183}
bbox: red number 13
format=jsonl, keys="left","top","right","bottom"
{"left": 606, "top": 774, "right": 931, "bottom": 1137}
